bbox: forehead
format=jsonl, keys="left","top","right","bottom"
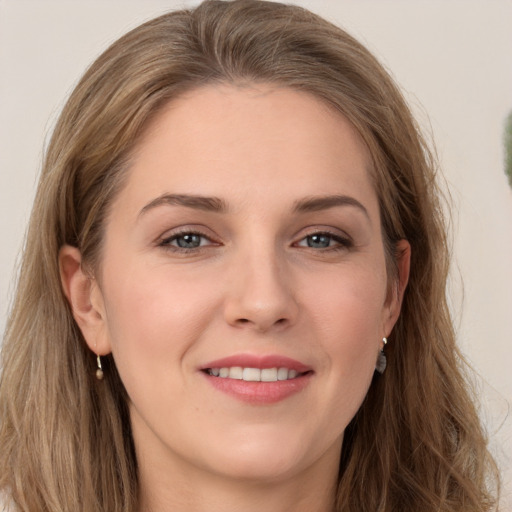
{"left": 121, "top": 84, "right": 377, "bottom": 214}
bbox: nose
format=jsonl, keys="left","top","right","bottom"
{"left": 223, "top": 247, "right": 299, "bottom": 333}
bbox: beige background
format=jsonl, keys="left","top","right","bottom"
{"left": 1, "top": 0, "right": 511, "bottom": 505}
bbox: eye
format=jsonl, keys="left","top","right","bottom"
{"left": 296, "top": 232, "right": 352, "bottom": 250}
{"left": 160, "top": 231, "right": 214, "bottom": 250}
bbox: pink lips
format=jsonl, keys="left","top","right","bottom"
{"left": 200, "top": 354, "right": 313, "bottom": 404}
{"left": 201, "top": 354, "right": 311, "bottom": 373}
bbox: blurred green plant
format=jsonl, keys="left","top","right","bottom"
{"left": 505, "top": 110, "right": 512, "bottom": 188}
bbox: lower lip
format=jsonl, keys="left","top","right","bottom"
{"left": 202, "top": 372, "right": 313, "bottom": 404}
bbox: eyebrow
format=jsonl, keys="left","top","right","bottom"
{"left": 138, "top": 193, "right": 369, "bottom": 220}
{"left": 293, "top": 195, "right": 370, "bottom": 219}
{"left": 139, "top": 193, "right": 228, "bottom": 217}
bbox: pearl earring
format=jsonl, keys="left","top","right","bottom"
{"left": 375, "top": 337, "right": 387, "bottom": 374}
{"left": 96, "top": 355, "right": 104, "bottom": 380}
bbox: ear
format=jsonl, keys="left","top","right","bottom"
{"left": 382, "top": 239, "right": 411, "bottom": 336}
{"left": 59, "top": 245, "right": 111, "bottom": 356}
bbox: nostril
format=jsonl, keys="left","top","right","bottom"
{"left": 234, "top": 317, "right": 288, "bottom": 329}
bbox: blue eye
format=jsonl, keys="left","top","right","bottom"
{"left": 173, "top": 233, "right": 203, "bottom": 248}
{"left": 161, "top": 232, "right": 211, "bottom": 250}
{"left": 306, "top": 234, "right": 333, "bottom": 248}
{"left": 297, "top": 232, "right": 351, "bottom": 250}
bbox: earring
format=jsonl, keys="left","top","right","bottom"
{"left": 375, "top": 337, "right": 387, "bottom": 374}
{"left": 96, "top": 355, "right": 104, "bottom": 380}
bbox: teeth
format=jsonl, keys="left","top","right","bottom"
{"left": 243, "top": 368, "right": 261, "bottom": 381}
{"left": 208, "top": 367, "right": 301, "bottom": 381}
{"left": 277, "top": 367, "right": 289, "bottom": 380}
{"left": 228, "top": 367, "right": 243, "bottom": 379}
{"left": 261, "top": 368, "right": 277, "bottom": 382}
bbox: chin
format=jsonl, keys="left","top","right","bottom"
{"left": 200, "top": 425, "right": 337, "bottom": 484}
{"left": 211, "top": 450, "right": 304, "bottom": 483}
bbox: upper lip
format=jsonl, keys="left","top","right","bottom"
{"left": 200, "top": 354, "right": 312, "bottom": 373}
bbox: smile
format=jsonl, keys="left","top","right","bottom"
{"left": 205, "top": 367, "right": 303, "bottom": 381}
{"left": 200, "top": 354, "right": 313, "bottom": 403}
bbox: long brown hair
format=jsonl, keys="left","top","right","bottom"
{"left": 0, "top": 1, "right": 499, "bottom": 510}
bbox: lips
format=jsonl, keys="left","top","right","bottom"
{"left": 201, "top": 354, "right": 312, "bottom": 373}
{"left": 199, "top": 354, "right": 313, "bottom": 404}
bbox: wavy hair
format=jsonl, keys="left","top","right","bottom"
{"left": 0, "top": 1, "right": 499, "bottom": 510}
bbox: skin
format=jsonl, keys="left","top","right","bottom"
{"left": 61, "top": 84, "right": 410, "bottom": 512}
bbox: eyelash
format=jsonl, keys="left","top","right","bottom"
{"left": 159, "top": 230, "right": 216, "bottom": 252}
{"left": 158, "top": 229, "right": 353, "bottom": 254}
{"left": 295, "top": 231, "right": 353, "bottom": 251}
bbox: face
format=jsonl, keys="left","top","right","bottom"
{"left": 67, "top": 84, "right": 407, "bottom": 488}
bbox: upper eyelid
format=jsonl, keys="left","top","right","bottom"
{"left": 163, "top": 228, "right": 210, "bottom": 238}
{"left": 292, "top": 227, "right": 354, "bottom": 251}
{"left": 157, "top": 232, "right": 220, "bottom": 254}
{"left": 295, "top": 226, "right": 352, "bottom": 241}
{"left": 295, "top": 233, "right": 351, "bottom": 246}
{"left": 159, "top": 224, "right": 216, "bottom": 239}
{"left": 161, "top": 230, "right": 216, "bottom": 243}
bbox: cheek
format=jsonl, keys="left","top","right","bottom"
{"left": 304, "top": 265, "right": 386, "bottom": 408}
{"left": 307, "top": 262, "right": 387, "bottom": 347}
{"left": 99, "top": 260, "right": 221, "bottom": 381}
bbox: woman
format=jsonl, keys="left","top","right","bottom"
{"left": 0, "top": 1, "right": 499, "bottom": 511}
